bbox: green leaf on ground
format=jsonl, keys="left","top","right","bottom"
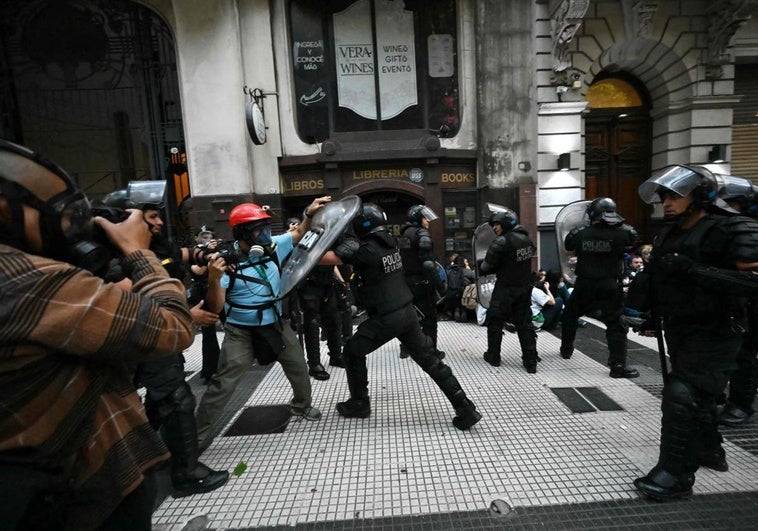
{"left": 233, "top": 461, "right": 247, "bottom": 476}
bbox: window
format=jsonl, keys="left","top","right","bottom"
{"left": 289, "top": 0, "right": 459, "bottom": 143}
{"left": 442, "top": 190, "right": 476, "bottom": 253}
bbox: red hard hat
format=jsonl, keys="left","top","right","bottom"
{"left": 229, "top": 203, "right": 271, "bottom": 228}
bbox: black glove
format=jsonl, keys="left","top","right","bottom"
{"left": 656, "top": 252, "right": 694, "bottom": 274}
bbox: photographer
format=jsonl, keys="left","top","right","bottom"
{"left": 0, "top": 140, "right": 195, "bottom": 529}
{"left": 195, "top": 197, "right": 332, "bottom": 448}
{"left": 189, "top": 226, "right": 224, "bottom": 382}
{"left": 102, "top": 187, "right": 229, "bottom": 498}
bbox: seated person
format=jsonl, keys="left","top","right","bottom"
{"left": 531, "top": 274, "right": 564, "bottom": 331}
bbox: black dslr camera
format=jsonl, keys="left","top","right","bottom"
{"left": 196, "top": 240, "right": 246, "bottom": 267}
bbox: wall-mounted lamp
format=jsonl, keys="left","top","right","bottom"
{"left": 557, "top": 152, "right": 571, "bottom": 171}
{"left": 708, "top": 145, "right": 726, "bottom": 163}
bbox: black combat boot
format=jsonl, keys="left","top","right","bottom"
{"left": 337, "top": 353, "right": 371, "bottom": 418}
{"left": 609, "top": 362, "right": 639, "bottom": 378}
{"left": 336, "top": 397, "right": 371, "bottom": 418}
{"left": 308, "top": 362, "right": 330, "bottom": 380}
{"left": 453, "top": 398, "right": 482, "bottom": 430}
{"left": 522, "top": 349, "right": 538, "bottom": 374}
{"left": 329, "top": 353, "right": 345, "bottom": 368}
{"left": 483, "top": 351, "right": 501, "bottom": 367}
{"left": 636, "top": 379, "right": 698, "bottom": 500}
{"left": 698, "top": 448, "right": 728, "bottom": 472}
{"left": 633, "top": 466, "right": 695, "bottom": 501}
{"left": 720, "top": 403, "right": 753, "bottom": 426}
{"left": 162, "top": 409, "right": 229, "bottom": 497}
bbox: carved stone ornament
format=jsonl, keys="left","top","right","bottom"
{"left": 705, "top": 0, "right": 758, "bottom": 79}
{"left": 550, "top": 0, "right": 590, "bottom": 78}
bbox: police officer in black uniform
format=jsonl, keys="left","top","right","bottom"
{"left": 398, "top": 204, "right": 445, "bottom": 359}
{"left": 323, "top": 203, "right": 482, "bottom": 430}
{"left": 479, "top": 208, "right": 539, "bottom": 373}
{"left": 713, "top": 177, "right": 758, "bottom": 426}
{"left": 559, "top": 198, "right": 640, "bottom": 378}
{"left": 298, "top": 264, "right": 344, "bottom": 379}
{"left": 103, "top": 188, "right": 229, "bottom": 497}
{"left": 631, "top": 165, "right": 758, "bottom": 500}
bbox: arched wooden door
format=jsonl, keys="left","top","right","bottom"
{"left": 585, "top": 74, "right": 652, "bottom": 241}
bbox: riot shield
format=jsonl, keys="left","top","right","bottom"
{"left": 554, "top": 200, "right": 591, "bottom": 285}
{"left": 472, "top": 222, "right": 497, "bottom": 309}
{"left": 279, "top": 195, "right": 361, "bottom": 299}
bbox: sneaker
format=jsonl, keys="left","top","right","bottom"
{"left": 290, "top": 406, "right": 322, "bottom": 421}
{"left": 483, "top": 351, "right": 501, "bottom": 367}
{"left": 308, "top": 363, "right": 330, "bottom": 380}
{"left": 336, "top": 398, "right": 371, "bottom": 418}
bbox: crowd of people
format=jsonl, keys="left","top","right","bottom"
{"left": 1, "top": 138, "right": 757, "bottom": 529}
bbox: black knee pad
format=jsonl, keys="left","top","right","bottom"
{"left": 171, "top": 382, "right": 197, "bottom": 414}
{"left": 663, "top": 378, "right": 698, "bottom": 417}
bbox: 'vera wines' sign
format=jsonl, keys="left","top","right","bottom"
{"left": 333, "top": 0, "right": 417, "bottom": 120}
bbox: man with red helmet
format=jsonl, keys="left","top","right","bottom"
{"left": 195, "top": 196, "right": 332, "bottom": 447}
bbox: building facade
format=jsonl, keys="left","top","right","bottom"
{"left": 1, "top": 0, "right": 757, "bottom": 267}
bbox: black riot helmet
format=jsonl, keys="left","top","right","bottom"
{"left": 638, "top": 165, "right": 720, "bottom": 210}
{"left": 406, "top": 204, "right": 439, "bottom": 226}
{"left": 352, "top": 202, "right": 387, "bottom": 237}
{"left": 488, "top": 208, "right": 518, "bottom": 232}
{"left": 716, "top": 174, "right": 758, "bottom": 216}
{"left": 0, "top": 139, "right": 95, "bottom": 262}
{"left": 586, "top": 197, "right": 625, "bottom": 225}
{"left": 103, "top": 181, "right": 167, "bottom": 211}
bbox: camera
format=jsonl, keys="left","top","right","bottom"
{"left": 196, "top": 240, "right": 246, "bottom": 267}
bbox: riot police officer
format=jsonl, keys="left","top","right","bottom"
{"left": 713, "top": 176, "right": 758, "bottom": 426}
{"left": 322, "top": 203, "right": 482, "bottom": 430}
{"left": 297, "top": 264, "right": 344, "bottom": 379}
{"left": 103, "top": 186, "right": 229, "bottom": 497}
{"left": 631, "top": 165, "right": 758, "bottom": 500}
{"left": 479, "top": 208, "right": 539, "bottom": 373}
{"left": 559, "top": 197, "right": 640, "bottom": 378}
{"left": 398, "top": 204, "right": 445, "bottom": 359}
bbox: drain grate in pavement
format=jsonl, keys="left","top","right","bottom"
{"left": 551, "top": 387, "right": 596, "bottom": 413}
{"left": 222, "top": 404, "right": 291, "bottom": 436}
{"left": 551, "top": 387, "right": 625, "bottom": 413}
{"left": 576, "top": 386, "right": 623, "bottom": 411}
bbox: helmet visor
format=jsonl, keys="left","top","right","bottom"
{"left": 417, "top": 206, "right": 438, "bottom": 222}
{"left": 56, "top": 193, "right": 93, "bottom": 241}
{"left": 717, "top": 175, "right": 754, "bottom": 202}
{"left": 638, "top": 165, "right": 704, "bottom": 204}
{"left": 127, "top": 180, "right": 167, "bottom": 209}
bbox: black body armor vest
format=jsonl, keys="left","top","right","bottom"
{"left": 568, "top": 224, "right": 634, "bottom": 280}
{"left": 488, "top": 226, "right": 535, "bottom": 286}
{"left": 354, "top": 232, "right": 414, "bottom": 315}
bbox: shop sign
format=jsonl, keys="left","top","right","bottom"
{"left": 440, "top": 170, "right": 476, "bottom": 188}
{"left": 281, "top": 173, "right": 325, "bottom": 196}
{"left": 334, "top": 0, "right": 417, "bottom": 120}
{"left": 348, "top": 167, "right": 416, "bottom": 182}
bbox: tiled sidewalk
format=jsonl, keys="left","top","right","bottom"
{"left": 153, "top": 321, "right": 758, "bottom": 530}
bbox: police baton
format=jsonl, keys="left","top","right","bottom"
{"left": 653, "top": 312, "right": 669, "bottom": 384}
